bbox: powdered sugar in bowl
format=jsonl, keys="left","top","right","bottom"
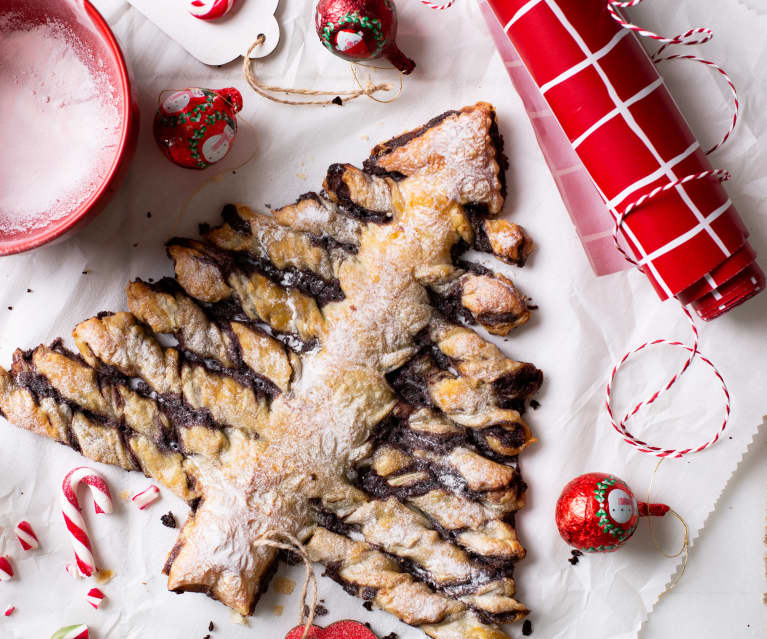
{"left": 0, "top": 0, "right": 138, "bottom": 255}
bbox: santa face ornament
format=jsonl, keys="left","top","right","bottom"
{"left": 153, "top": 87, "right": 242, "bottom": 170}
{"left": 314, "top": 0, "right": 416, "bottom": 73}
{"left": 555, "top": 473, "right": 641, "bottom": 552}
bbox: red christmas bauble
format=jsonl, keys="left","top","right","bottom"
{"left": 314, "top": 0, "right": 415, "bottom": 74}
{"left": 285, "top": 621, "right": 378, "bottom": 639}
{"left": 153, "top": 87, "right": 242, "bottom": 170}
{"left": 555, "top": 472, "right": 642, "bottom": 553}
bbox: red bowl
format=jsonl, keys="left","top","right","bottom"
{"left": 0, "top": 0, "right": 139, "bottom": 256}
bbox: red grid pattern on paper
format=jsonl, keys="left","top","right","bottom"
{"left": 488, "top": 0, "right": 750, "bottom": 299}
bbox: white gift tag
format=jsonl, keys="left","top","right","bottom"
{"left": 125, "top": 0, "right": 280, "bottom": 66}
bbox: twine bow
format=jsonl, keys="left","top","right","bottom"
{"left": 243, "top": 34, "right": 395, "bottom": 106}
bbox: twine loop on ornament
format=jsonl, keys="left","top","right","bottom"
{"left": 253, "top": 530, "right": 318, "bottom": 639}
{"left": 607, "top": 0, "right": 739, "bottom": 154}
{"left": 243, "top": 34, "right": 397, "bottom": 106}
{"left": 646, "top": 459, "right": 690, "bottom": 597}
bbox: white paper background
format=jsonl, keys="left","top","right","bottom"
{"left": 1, "top": 0, "right": 766, "bottom": 637}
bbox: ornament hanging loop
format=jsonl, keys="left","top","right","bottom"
{"left": 646, "top": 459, "right": 690, "bottom": 597}
{"left": 242, "top": 34, "right": 395, "bottom": 106}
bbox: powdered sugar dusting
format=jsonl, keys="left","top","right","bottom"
{"left": 0, "top": 15, "right": 121, "bottom": 233}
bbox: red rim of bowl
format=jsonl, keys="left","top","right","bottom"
{"left": 0, "top": 1, "right": 135, "bottom": 256}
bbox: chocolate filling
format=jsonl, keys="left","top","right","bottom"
{"left": 324, "top": 164, "right": 391, "bottom": 223}
{"left": 363, "top": 110, "right": 460, "bottom": 178}
{"left": 220, "top": 203, "right": 252, "bottom": 236}
{"left": 232, "top": 250, "right": 343, "bottom": 306}
{"left": 492, "top": 364, "right": 543, "bottom": 402}
{"left": 168, "top": 236, "right": 344, "bottom": 307}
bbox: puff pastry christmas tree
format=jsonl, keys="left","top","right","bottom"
{"left": 0, "top": 103, "right": 541, "bottom": 639}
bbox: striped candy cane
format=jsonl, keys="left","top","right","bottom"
{"left": 420, "top": 0, "right": 456, "bottom": 9}
{"left": 51, "top": 625, "right": 89, "bottom": 639}
{"left": 60, "top": 467, "right": 113, "bottom": 578}
{"left": 131, "top": 484, "right": 160, "bottom": 510}
{"left": 14, "top": 520, "right": 40, "bottom": 551}
{"left": 86, "top": 588, "right": 106, "bottom": 609}
{"left": 0, "top": 556, "right": 13, "bottom": 581}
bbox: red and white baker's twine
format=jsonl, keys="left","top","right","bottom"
{"left": 607, "top": 170, "right": 732, "bottom": 458}
{"left": 605, "top": 0, "right": 736, "bottom": 458}
{"left": 608, "top": 0, "right": 738, "bottom": 155}
{"left": 60, "top": 467, "right": 113, "bottom": 578}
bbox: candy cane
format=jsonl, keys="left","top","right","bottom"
{"left": 0, "top": 556, "right": 13, "bottom": 581}
{"left": 188, "top": 0, "right": 236, "bottom": 20}
{"left": 60, "top": 467, "right": 113, "bottom": 578}
{"left": 51, "top": 625, "right": 89, "bottom": 639}
{"left": 419, "top": 0, "right": 456, "bottom": 9}
{"left": 65, "top": 563, "right": 82, "bottom": 579}
{"left": 131, "top": 484, "right": 160, "bottom": 510}
{"left": 15, "top": 520, "right": 40, "bottom": 551}
{"left": 86, "top": 588, "right": 105, "bottom": 609}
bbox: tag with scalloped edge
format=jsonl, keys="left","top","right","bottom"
{"left": 124, "top": 0, "right": 279, "bottom": 66}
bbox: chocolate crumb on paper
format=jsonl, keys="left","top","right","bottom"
{"left": 568, "top": 549, "right": 583, "bottom": 565}
{"left": 208, "top": 621, "right": 214, "bottom": 631}
{"left": 382, "top": 633, "right": 399, "bottom": 639}
{"left": 161, "top": 512, "right": 177, "bottom": 528}
{"left": 522, "top": 619, "right": 533, "bottom": 635}
{"left": 304, "top": 603, "right": 328, "bottom": 618}
{"left": 530, "top": 399, "right": 540, "bottom": 410}
{"left": 363, "top": 601, "right": 373, "bottom": 611}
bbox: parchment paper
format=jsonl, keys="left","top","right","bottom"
{"left": 1, "top": 0, "right": 765, "bottom": 637}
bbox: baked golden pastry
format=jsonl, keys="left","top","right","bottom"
{"left": 0, "top": 103, "right": 540, "bottom": 638}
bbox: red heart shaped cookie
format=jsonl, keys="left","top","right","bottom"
{"left": 285, "top": 621, "right": 379, "bottom": 639}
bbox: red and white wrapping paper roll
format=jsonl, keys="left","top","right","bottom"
{"left": 15, "top": 520, "right": 40, "bottom": 551}
{"left": 483, "top": 0, "right": 764, "bottom": 320}
{"left": 60, "top": 467, "right": 113, "bottom": 578}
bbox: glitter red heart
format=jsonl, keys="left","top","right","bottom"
{"left": 285, "top": 620, "right": 378, "bottom": 639}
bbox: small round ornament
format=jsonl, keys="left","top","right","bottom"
{"left": 555, "top": 472, "right": 669, "bottom": 553}
{"left": 153, "top": 87, "right": 243, "bottom": 170}
{"left": 188, "top": 0, "right": 237, "bottom": 20}
{"left": 285, "top": 620, "right": 379, "bottom": 639}
{"left": 315, "top": 0, "right": 415, "bottom": 74}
